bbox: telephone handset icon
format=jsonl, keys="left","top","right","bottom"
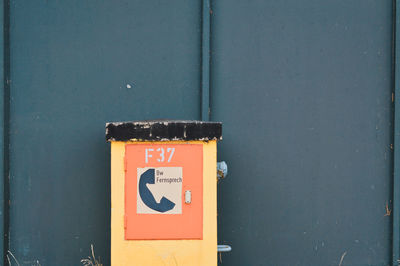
{"left": 139, "top": 169, "right": 175, "bottom": 213}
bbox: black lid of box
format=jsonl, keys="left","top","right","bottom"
{"left": 106, "top": 120, "right": 222, "bottom": 142}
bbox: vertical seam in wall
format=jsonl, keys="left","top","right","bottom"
{"left": 3, "top": 0, "right": 9, "bottom": 263}
{"left": 201, "top": 0, "right": 211, "bottom": 121}
{"left": 393, "top": 1, "right": 399, "bottom": 265}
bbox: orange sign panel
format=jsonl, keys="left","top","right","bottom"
{"left": 125, "top": 143, "right": 203, "bottom": 240}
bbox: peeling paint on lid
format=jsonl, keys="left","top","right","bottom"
{"left": 105, "top": 120, "right": 222, "bottom": 142}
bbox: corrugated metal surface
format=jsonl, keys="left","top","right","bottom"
{"left": 8, "top": 1, "right": 201, "bottom": 264}
{"left": 2, "top": 0, "right": 396, "bottom": 265}
{"left": 211, "top": 1, "right": 394, "bottom": 265}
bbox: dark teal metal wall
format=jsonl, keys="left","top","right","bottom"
{"left": 0, "top": 0, "right": 397, "bottom": 265}
{"left": 8, "top": 1, "right": 202, "bottom": 265}
{"left": 0, "top": 0, "right": 6, "bottom": 263}
{"left": 211, "top": 1, "right": 394, "bottom": 265}
{"left": 392, "top": 1, "right": 400, "bottom": 264}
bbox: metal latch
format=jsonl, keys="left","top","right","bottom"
{"left": 185, "top": 190, "right": 191, "bottom": 204}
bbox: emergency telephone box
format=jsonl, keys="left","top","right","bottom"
{"left": 106, "top": 120, "right": 222, "bottom": 266}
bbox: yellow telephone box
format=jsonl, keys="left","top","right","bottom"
{"left": 106, "top": 120, "right": 222, "bottom": 265}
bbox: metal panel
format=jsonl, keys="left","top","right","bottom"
{"left": 8, "top": 1, "right": 201, "bottom": 264}
{"left": 0, "top": 0, "right": 7, "bottom": 264}
{"left": 211, "top": 1, "right": 393, "bottom": 265}
{"left": 201, "top": 0, "right": 211, "bottom": 121}
{"left": 393, "top": 2, "right": 400, "bottom": 265}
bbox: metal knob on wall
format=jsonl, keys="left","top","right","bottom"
{"left": 217, "top": 245, "right": 232, "bottom": 253}
{"left": 217, "top": 161, "right": 228, "bottom": 180}
{"left": 217, "top": 161, "right": 232, "bottom": 253}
